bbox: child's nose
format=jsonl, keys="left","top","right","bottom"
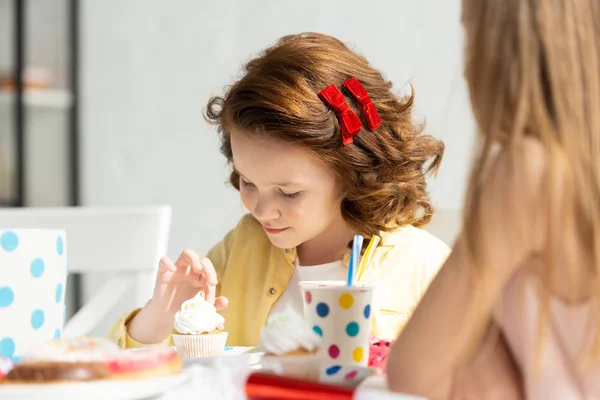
{"left": 252, "top": 196, "right": 280, "bottom": 221}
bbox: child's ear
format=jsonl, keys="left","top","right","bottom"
{"left": 335, "top": 179, "right": 347, "bottom": 198}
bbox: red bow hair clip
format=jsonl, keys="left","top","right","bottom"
{"left": 318, "top": 84, "right": 362, "bottom": 146}
{"left": 318, "top": 78, "right": 382, "bottom": 146}
{"left": 343, "top": 77, "right": 382, "bottom": 131}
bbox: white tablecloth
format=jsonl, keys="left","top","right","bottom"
{"left": 158, "top": 357, "right": 426, "bottom": 400}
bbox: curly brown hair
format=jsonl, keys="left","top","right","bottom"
{"left": 205, "top": 33, "right": 444, "bottom": 237}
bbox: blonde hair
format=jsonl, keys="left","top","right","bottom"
{"left": 461, "top": 0, "right": 600, "bottom": 364}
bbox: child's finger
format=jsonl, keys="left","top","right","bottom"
{"left": 214, "top": 296, "right": 229, "bottom": 311}
{"left": 173, "top": 248, "right": 203, "bottom": 277}
{"left": 199, "top": 258, "right": 218, "bottom": 286}
{"left": 158, "top": 256, "right": 177, "bottom": 274}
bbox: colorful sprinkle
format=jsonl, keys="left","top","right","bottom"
{"left": 345, "top": 370, "right": 358, "bottom": 380}
{"left": 353, "top": 347, "right": 364, "bottom": 362}
{"left": 326, "top": 365, "right": 342, "bottom": 376}
{"left": 316, "top": 302, "right": 329, "bottom": 317}
{"left": 328, "top": 345, "right": 340, "bottom": 359}
{"left": 364, "top": 304, "right": 371, "bottom": 319}
{"left": 313, "top": 325, "right": 323, "bottom": 337}
{"left": 338, "top": 293, "right": 354, "bottom": 309}
{"left": 346, "top": 322, "right": 360, "bottom": 337}
{"left": 304, "top": 291, "right": 312, "bottom": 304}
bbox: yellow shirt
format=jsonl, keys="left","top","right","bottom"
{"left": 109, "top": 214, "right": 450, "bottom": 349}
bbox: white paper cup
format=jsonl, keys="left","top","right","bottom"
{"left": 299, "top": 281, "right": 374, "bottom": 384}
{"left": 261, "top": 353, "right": 321, "bottom": 382}
{"left": 172, "top": 332, "right": 228, "bottom": 358}
{"left": 0, "top": 229, "right": 68, "bottom": 362}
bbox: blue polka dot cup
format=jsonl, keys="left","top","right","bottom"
{"left": 0, "top": 229, "right": 67, "bottom": 362}
{"left": 299, "top": 281, "right": 374, "bottom": 384}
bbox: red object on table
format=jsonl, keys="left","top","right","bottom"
{"left": 246, "top": 334, "right": 396, "bottom": 399}
{"left": 246, "top": 372, "right": 355, "bottom": 400}
{"left": 368, "top": 334, "right": 395, "bottom": 373}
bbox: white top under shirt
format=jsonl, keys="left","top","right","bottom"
{"left": 268, "top": 258, "right": 346, "bottom": 319}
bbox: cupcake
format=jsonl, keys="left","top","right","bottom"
{"left": 258, "top": 308, "right": 322, "bottom": 381}
{"left": 171, "top": 292, "right": 228, "bottom": 358}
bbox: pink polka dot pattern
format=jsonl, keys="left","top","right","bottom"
{"left": 344, "top": 370, "right": 358, "bottom": 380}
{"left": 328, "top": 344, "right": 340, "bottom": 359}
{"left": 305, "top": 291, "right": 312, "bottom": 304}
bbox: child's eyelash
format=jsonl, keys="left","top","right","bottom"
{"left": 279, "top": 190, "right": 301, "bottom": 199}
{"left": 240, "top": 178, "right": 253, "bottom": 187}
{"left": 241, "top": 178, "right": 300, "bottom": 199}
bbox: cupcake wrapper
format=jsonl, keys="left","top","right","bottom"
{"left": 172, "top": 332, "right": 228, "bottom": 358}
{"left": 261, "top": 354, "right": 321, "bottom": 382}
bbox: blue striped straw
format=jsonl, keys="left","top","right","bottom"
{"left": 347, "top": 234, "right": 364, "bottom": 287}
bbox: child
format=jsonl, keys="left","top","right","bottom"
{"left": 387, "top": 1, "right": 600, "bottom": 399}
{"left": 109, "top": 33, "right": 449, "bottom": 349}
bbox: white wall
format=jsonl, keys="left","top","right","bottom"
{"left": 80, "top": 1, "right": 473, "bottom": 335}
{"left": 81, "top": 0, "right": 474, "bottom": 263}
{"left": 0, "top": 0, "right": 473, "bottom": 337}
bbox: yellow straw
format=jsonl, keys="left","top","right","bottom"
{"left": 356, "top": 235, "right": 380, "bottom": 282}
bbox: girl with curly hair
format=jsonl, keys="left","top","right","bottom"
{"left": 110, "top": 32, "right": 449, "bottom": 348}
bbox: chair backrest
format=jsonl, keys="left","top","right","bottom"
{"left": 423, "top": 208, "right": 462, "bottom": 247}
{"left": 0, "top": 206, "right": 171, "bottom": 274}
{"left": 0, "top": 206, "right": 172, "bottom": 337}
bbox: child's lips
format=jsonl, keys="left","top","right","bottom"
{"left": 263, "top": 226, "right": 289, "bottom": 234}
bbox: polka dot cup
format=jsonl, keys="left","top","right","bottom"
{"left": 0, "top": 229, "right": 67, "bottom": 362}
{"left": 299, "top": 281, "right": 374, "bottom": 384}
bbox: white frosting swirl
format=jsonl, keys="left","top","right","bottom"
{"left": 174, "top": 291, "right": 225, "bottom": 335}
{"left": 258, "top": 308, "right": 322, "bottom": 355}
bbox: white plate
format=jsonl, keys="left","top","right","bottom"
{"left": 223, "top": 346, "right": 258, "bottom": 355}
{"left": 182, "top": 346, "right": 265, "bottom": 369}
{"left": 0, "top": 370, "right": 191, "bottom": 400}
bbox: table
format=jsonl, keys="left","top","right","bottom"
{"left": 156, "top": 360, "right": 426, "bottom": 400}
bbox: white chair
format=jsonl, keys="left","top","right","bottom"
{"left": 0, "top": 206, "right": 171, "bottom": 337}
{"left": 423, "top": 208, "right": 462, "bottom": 247}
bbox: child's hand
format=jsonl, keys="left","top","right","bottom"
{"left": 151, "top": 249, "right": 229, "bottom": 314}
{"left": 126, "top": 249, "right": 229, "bottom": 345}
